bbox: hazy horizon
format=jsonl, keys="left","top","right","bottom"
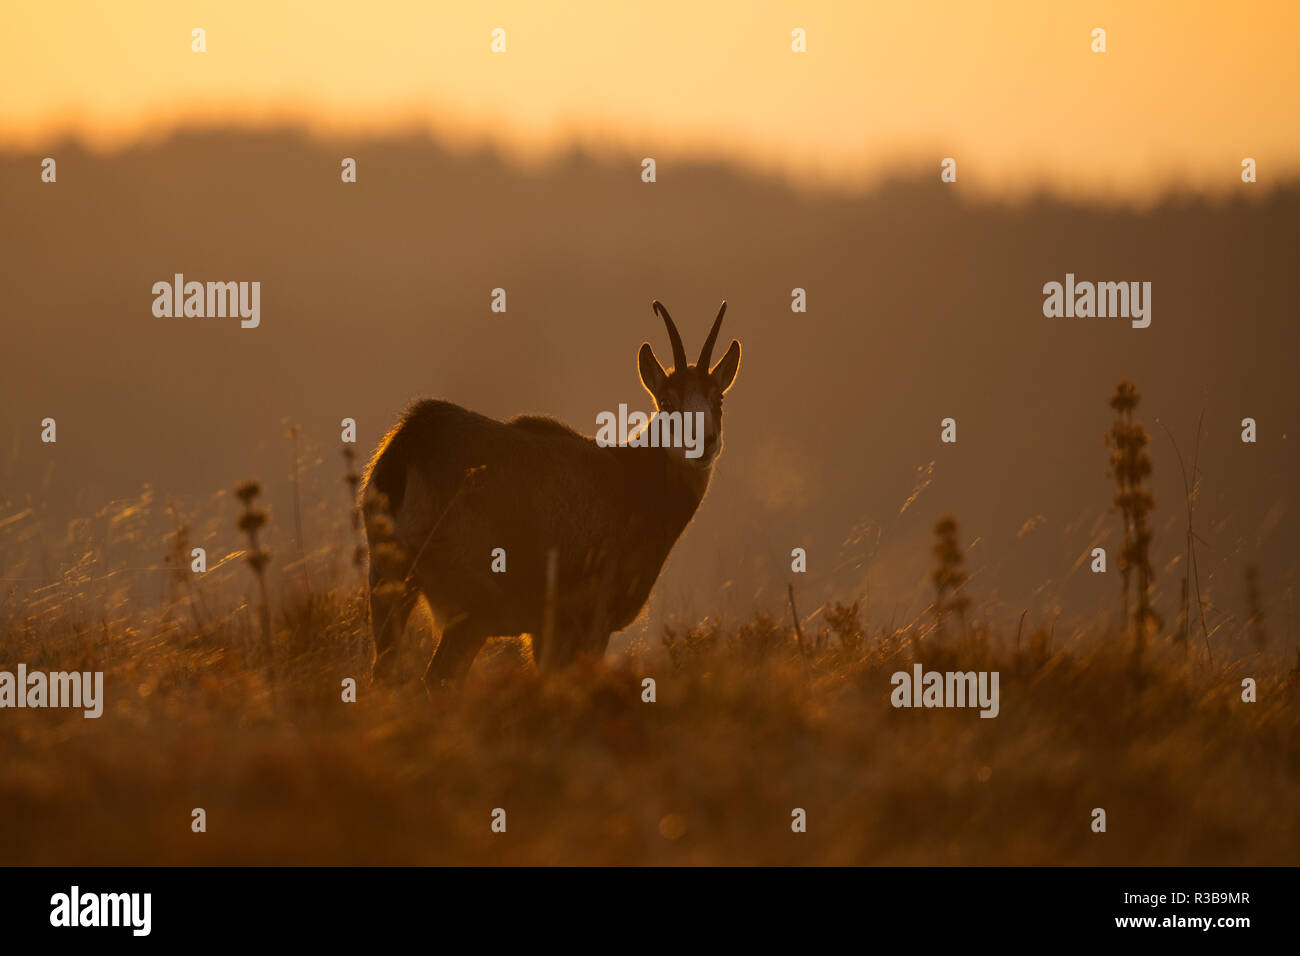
{"left": 4, "top": 0, "right": 1299, "bottom": 201}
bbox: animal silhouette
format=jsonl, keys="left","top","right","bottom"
{"left": 361, "top": 300, "right": 741, "bottom": 689}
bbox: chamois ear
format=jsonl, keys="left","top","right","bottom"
{"left": 638, "top": 342, "right": 667, "bottom": 398}
{"left": 710, "top": 340, "right": 741, "bottom": 393}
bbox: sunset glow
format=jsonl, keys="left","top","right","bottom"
{"left": 3, "top": 0, "right": 1297, "bottom": 197}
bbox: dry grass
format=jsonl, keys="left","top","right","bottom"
{"left": 2, "top": 574, "right": 1296, "bottom": 865}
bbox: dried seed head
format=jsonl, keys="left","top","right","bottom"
{"left": 238, "top": 510, "right": 267, "bottom": 534}
{"left": 372, "top": 580, "right": 408, "bottom": 603}
{"left": 235, "top": 480, "right": 262, "bottom": 505}
{"left": 365, "top": 512, "right": 395, "bottom": 541}
{"left": 371, "top": 541, "right": 406, "bottom": 578}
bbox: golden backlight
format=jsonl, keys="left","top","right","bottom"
{"left": 1, "top": 0, "right": 1296, "bottom": 198}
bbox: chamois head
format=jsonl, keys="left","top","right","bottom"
{"left": 638, "top": 300, "right": 741, "bottom": 467}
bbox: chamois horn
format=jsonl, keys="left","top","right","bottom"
{"left": 652, "top": 299, "right": 688, "bottom": 371}
{"left": 697, "top": 300, "right": 727, "bottom": 369}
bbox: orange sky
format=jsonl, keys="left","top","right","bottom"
{"left": 2, "top": 0, "right": 1296, "bottom": 198}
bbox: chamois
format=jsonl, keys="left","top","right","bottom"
{"left": 361, "top": 300, "right": 742, "bottom": 688}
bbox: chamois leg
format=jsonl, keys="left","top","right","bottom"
{"left": 424, "top": 617, "right": 490, "bottom": 691}
{"left": 529, "top": 629, "right": 549, "bottom": 672}
{"left": 369, "top": 574, "right": 418, "bottom": 682}
{"left": 532, "top": 618, "right": 583, "bottom": 672}
{"left": 577, "top": 604, "right": 615, "bottom": 662}
{"left": 571, "top": 616, "right": 614, "bottom": 662}
{"left": 592, "top": 630, "right": 615, "bottom": 658}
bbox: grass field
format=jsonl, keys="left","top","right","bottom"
{"left": 2, "top": 565, "right": 1296, "bottom": 865}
